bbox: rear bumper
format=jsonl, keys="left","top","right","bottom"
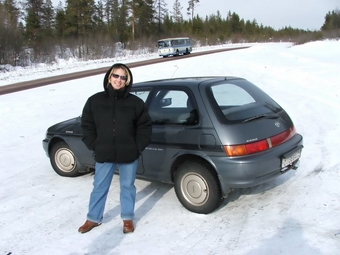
{"left": 213, "top": 134, "right": 303, "bottom": 196}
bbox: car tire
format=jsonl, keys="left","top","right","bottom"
{"left": 174, "top": 161, "right": 223, "bottom": 214}
{"left": 50, "top": 141, "right": 81, "bottom": 177}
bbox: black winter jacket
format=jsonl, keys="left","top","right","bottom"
{"left": 81, "top": 63, "right": 152, "bottom": 163}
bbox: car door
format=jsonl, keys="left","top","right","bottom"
{"left": 141, "top": 87, "right": 199, "bottom": 182}
{"left": 129, "top": 88, "right": 152, "bottom": 175}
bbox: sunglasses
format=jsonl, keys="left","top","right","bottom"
{"left": 111, "top": 73, "right": 127, "bottom": 81}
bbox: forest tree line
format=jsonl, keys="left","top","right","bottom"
{"left": 1, "top": 0, "right": 339, "bottom": 66}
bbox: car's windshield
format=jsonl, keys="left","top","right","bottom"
{"left": 208, "top": 80, "right": 282, "bottom": 123}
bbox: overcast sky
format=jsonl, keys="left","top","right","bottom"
{"left": 52, "top": 0, "right": 339, "bottom": 30}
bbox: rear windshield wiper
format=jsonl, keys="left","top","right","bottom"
{"left": 242, "top": 113, "right": 279, "bottom": 123}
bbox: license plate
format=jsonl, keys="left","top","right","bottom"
{"left": 281, "top": 149, "right": 301, "bottom": 168}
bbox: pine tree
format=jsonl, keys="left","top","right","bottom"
{"left": 40, "top": 0, "right": 55, "bottom": 60}
{"left": 64, "top": 0, "right": 96, "bottom": 58}
{"left": 105, "top": 0, "right": 124, "bottom": 41}
{"left": 172, "top": 0, "right": 182, "bottom": 23}
{"left": 0, "top": 0, "right": 23, "bottom": 65}
{"left": 129, "top": 0, "right": 155, "bottom": 41}
{"left": 24, "top": 0, "right": 46, "bottom": 60}
{"left": 187, "top": 0, "right": 199, "bottom": 21}
{"left": 154, "top": 0, "right": 167, "bottom": 33}
{"left": 321, "top": 10, "right": 340, "bottom": 30}
{"left": 55, "top": 2, "right": 67, "bottom": 58}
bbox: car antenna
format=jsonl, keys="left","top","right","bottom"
{"left": 171, "top": 65, "right": 179, "bottom": 78}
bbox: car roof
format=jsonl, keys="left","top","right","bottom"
{"left": 133, "top": 76, "right": 243, "bottom": 88}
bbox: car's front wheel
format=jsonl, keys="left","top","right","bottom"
{"left": 50, "top": 141, "right": 81, "bottom": 177}
{"left": 174, "top": 161, "right": 223, "bottom": 214}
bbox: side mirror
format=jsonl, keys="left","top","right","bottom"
{"left": 160, "top": 98, "right": 172, "bottom": 107}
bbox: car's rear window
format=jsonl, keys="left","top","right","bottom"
{"left": 208, "top": 80, "right": 282, "bottom": 124}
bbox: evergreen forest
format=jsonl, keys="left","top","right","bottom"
{"left": 1, "top": 0, "right": 340, "bottom": 66}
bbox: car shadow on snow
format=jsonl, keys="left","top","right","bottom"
{"left": 218, "top": 169, "right": 298, "bottom": 210}
{"left": 246, "top": 218, "right": 322, "bottom": 254}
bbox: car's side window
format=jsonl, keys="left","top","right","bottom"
{"left": 148, "top": 89, "right": 198, "bottom": 125}
{"left": 130, "top": 89, "right": 151, "bottom": 102}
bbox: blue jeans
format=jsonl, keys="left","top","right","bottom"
{"left": 86, "top": 160, "right": 138, "bottom": 223}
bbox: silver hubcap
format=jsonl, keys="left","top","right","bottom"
{"left": 55, "top": 148, "right": 76, "bottom": 173}
{"left": 181, "top": 172, "right": 209, "bottom": 205}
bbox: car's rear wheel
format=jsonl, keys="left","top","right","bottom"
{"left": 174, "top": 161, "right": 223, "bottom": 214}
{"left": 50, "top": 141, "right": 81, "bottom": 177}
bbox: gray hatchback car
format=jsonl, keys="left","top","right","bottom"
{"left": 42, "top": 77, "right": 303, "bottom": 214}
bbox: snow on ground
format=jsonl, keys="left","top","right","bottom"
{"left": 0, "top": 43, "right": 254, "bottom": 86}
{"left": 0, "top": 40, "right": 339, "bottom": 255}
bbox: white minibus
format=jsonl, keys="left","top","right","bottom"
{"left": 157, "top": 37, "right": 192, "bottom": 57}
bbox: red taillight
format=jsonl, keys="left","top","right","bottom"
{"left": 245, "top": 139, "right": 269, "bottom": 154}
{"left": 271, "top": 126, "right": 296, "bottom": 147}
{"left": 224, "top": 126, "right": 296, "bottom": 156}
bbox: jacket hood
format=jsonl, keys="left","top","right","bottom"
{"left": 103, "top": 63, "right": 133, "bottom": 97}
